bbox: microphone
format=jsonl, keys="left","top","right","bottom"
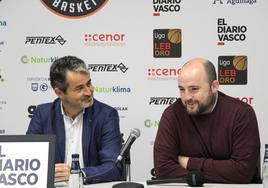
{"left": 112, "top": 128, "right": 144, "bottom": 188}
{"left": 83, "top": 128, "right": 141, "bottom": 185}
{"left": 115, "top": 128, "right": 140, "bottom": 164}
{"left": 146, "top": 171, "right": 204, "bottom": 187}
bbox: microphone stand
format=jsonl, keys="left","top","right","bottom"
{"left": 125, "top": 148, "right": 131, "bottom": 181}
{"left": 112, "top": 149, "right": 144, "bottom": 188}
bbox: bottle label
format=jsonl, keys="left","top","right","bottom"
{"left": 69, "top": 174, "right": 80, "bottom": 188}
{"left": 71, "top": 169, "right": 80, "bottom": 174}
{"left": 72, "top": 158, "right": 79, "bottom": 162}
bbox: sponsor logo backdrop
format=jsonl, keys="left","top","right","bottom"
{"left": 0, "top": 0, "right": 267, "bottom": 181}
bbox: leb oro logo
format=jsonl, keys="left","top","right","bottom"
{"left": 153, "top": 29, "right": 182, "bottom": 58}
{"left": 40, "top": 0, "right": 109, "bottom": 19}
{"left": 233, "top": 56, "right": 247, "bottom": 71}
{"left": 168, "top": 29, "right": 181, "bottom": 44}
{"left": 218, "top": 56, "right": 247, "bottom": 85}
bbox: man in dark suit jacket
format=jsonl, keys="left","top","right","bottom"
{"left": 26, "top": 56, "right": 122, "bottom": 184}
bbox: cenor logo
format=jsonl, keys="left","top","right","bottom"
{"left": 40, "top": 0, "right": 109, "bottom": 19}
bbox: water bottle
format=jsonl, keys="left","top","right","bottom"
{"left": 69, "top": 154, "right": 83, "bottom": 188}
{"left": 263, "top": 144, "right": 268, "bottom": 188}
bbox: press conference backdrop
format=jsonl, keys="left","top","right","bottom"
{"left": 0, "top": 0, "right": 267, "bottom": 182}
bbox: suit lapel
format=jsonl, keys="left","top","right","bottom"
{"left": 53, "top": 100, "right": 66, "bottom": 163}
{"left": 82, "top": 106, "right": 93, "bottom": 166}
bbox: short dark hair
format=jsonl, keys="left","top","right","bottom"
{"left": 203, "top": 59, "right": 217, "bottom": 84}
{"left": 50, "top": 56, "right": 89, "bottom": 93}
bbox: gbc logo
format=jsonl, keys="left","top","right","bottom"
{"left": 28, "top": 105, "right": 37, "bottom": 118}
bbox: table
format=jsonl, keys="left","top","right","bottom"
{"left": 55, "top": 181, "right": 263, "bottom": 188}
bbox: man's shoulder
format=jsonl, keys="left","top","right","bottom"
{"left": 91, "top": 99, "right": 118, "bottom": 116}
{"left": 93, "top": 99, "right": 115, "bottom": 110}
{"left": 35, "top": 98, "right": 60, "bottom": 114}
{"left": 37, "top": 102, "right": 53, "bottom": 109}
{"left": 219, "top": 91, "right": 253, "bottom": 111}
{"left": 163, "top": 98, "right": 185, "bottom": 115}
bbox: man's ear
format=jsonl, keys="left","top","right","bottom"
{"left": 211, "top": 80, "right": 219, "bottom": 93}
{"left": 54, "top": 87, "right": 64, "bottom": 99}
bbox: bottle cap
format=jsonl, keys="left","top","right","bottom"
{"left": 72, "top": 154, "right": 79, "bottom": 158}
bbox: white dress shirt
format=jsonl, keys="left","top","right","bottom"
{"left": 61, "top": 103, "right": 85, "bottom": 168}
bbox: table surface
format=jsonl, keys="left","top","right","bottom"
{"left": 54, "top": 181, "right": 263, "bottom": 188}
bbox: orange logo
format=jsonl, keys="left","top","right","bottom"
{"left": 40, "top": 0, "right": 109, "bottom": 19}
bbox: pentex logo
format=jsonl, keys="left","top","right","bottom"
{"left": 40, "top": 0, "right": 109, "bottom": 19}
{"left": 21, "top": 55, "right": 58, "bottom": 64}
{"left": 84, "top": 33, "right": 126, "bottom": 47}
{"left": 149, "top": 97, "right": 177, "bottom": 105}
{"left": 217, "top": 18, "right": 247, "bottom": 45}
{"left": 25, "top": 35, "right": 66, "bottom": 45}
{"left": 152, "top": 0, "right": 181, "bottom": 16}
{"left": 218, "top": 55, "right": 247, "bottom": 85}
{"left": 154, "top": 29, "right": 181, "bottom": 58}
{"left": 213, "top": 0, "right": 256, "bottom": 5}
{"left": 147, "top": 67, "right": 181, "bottom": 81}
{"left": 87, "top": 63, "right": 128, "bottom": 73}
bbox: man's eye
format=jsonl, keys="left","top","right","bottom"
{"left": 190, "top": 88, "right": 199, "bottom": 92}
{"left": 76, "top": 87, "right": 83, "bottom": 91}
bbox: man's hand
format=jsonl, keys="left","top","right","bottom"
{"left": 54, "top": 163, "right": 70, "bottom": 182}
{"left": 178, "top": 155, "right": 189, "bottom": 169}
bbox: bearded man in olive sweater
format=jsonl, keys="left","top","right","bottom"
{"left": 153, "top": 58, "right": 261, "bottom": 183}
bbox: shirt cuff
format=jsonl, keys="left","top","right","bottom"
{"left": 187, "top": 157, "right": 205, "bottom": 171}
{"left": 80, "top": 168, "right": 87, "bottom": 184}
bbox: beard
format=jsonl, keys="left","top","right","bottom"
{"left": 81, "top": 95, "right": 94, "bottom": 108}
{"left": 184, "top": 92, "right": 217, "bottom": 115}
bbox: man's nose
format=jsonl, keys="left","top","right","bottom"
{"left": 84, "top": 85, "right": 92, "bottom": 95}
{"left": 184, "top": 90, "right": 193, "bottom": 101}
